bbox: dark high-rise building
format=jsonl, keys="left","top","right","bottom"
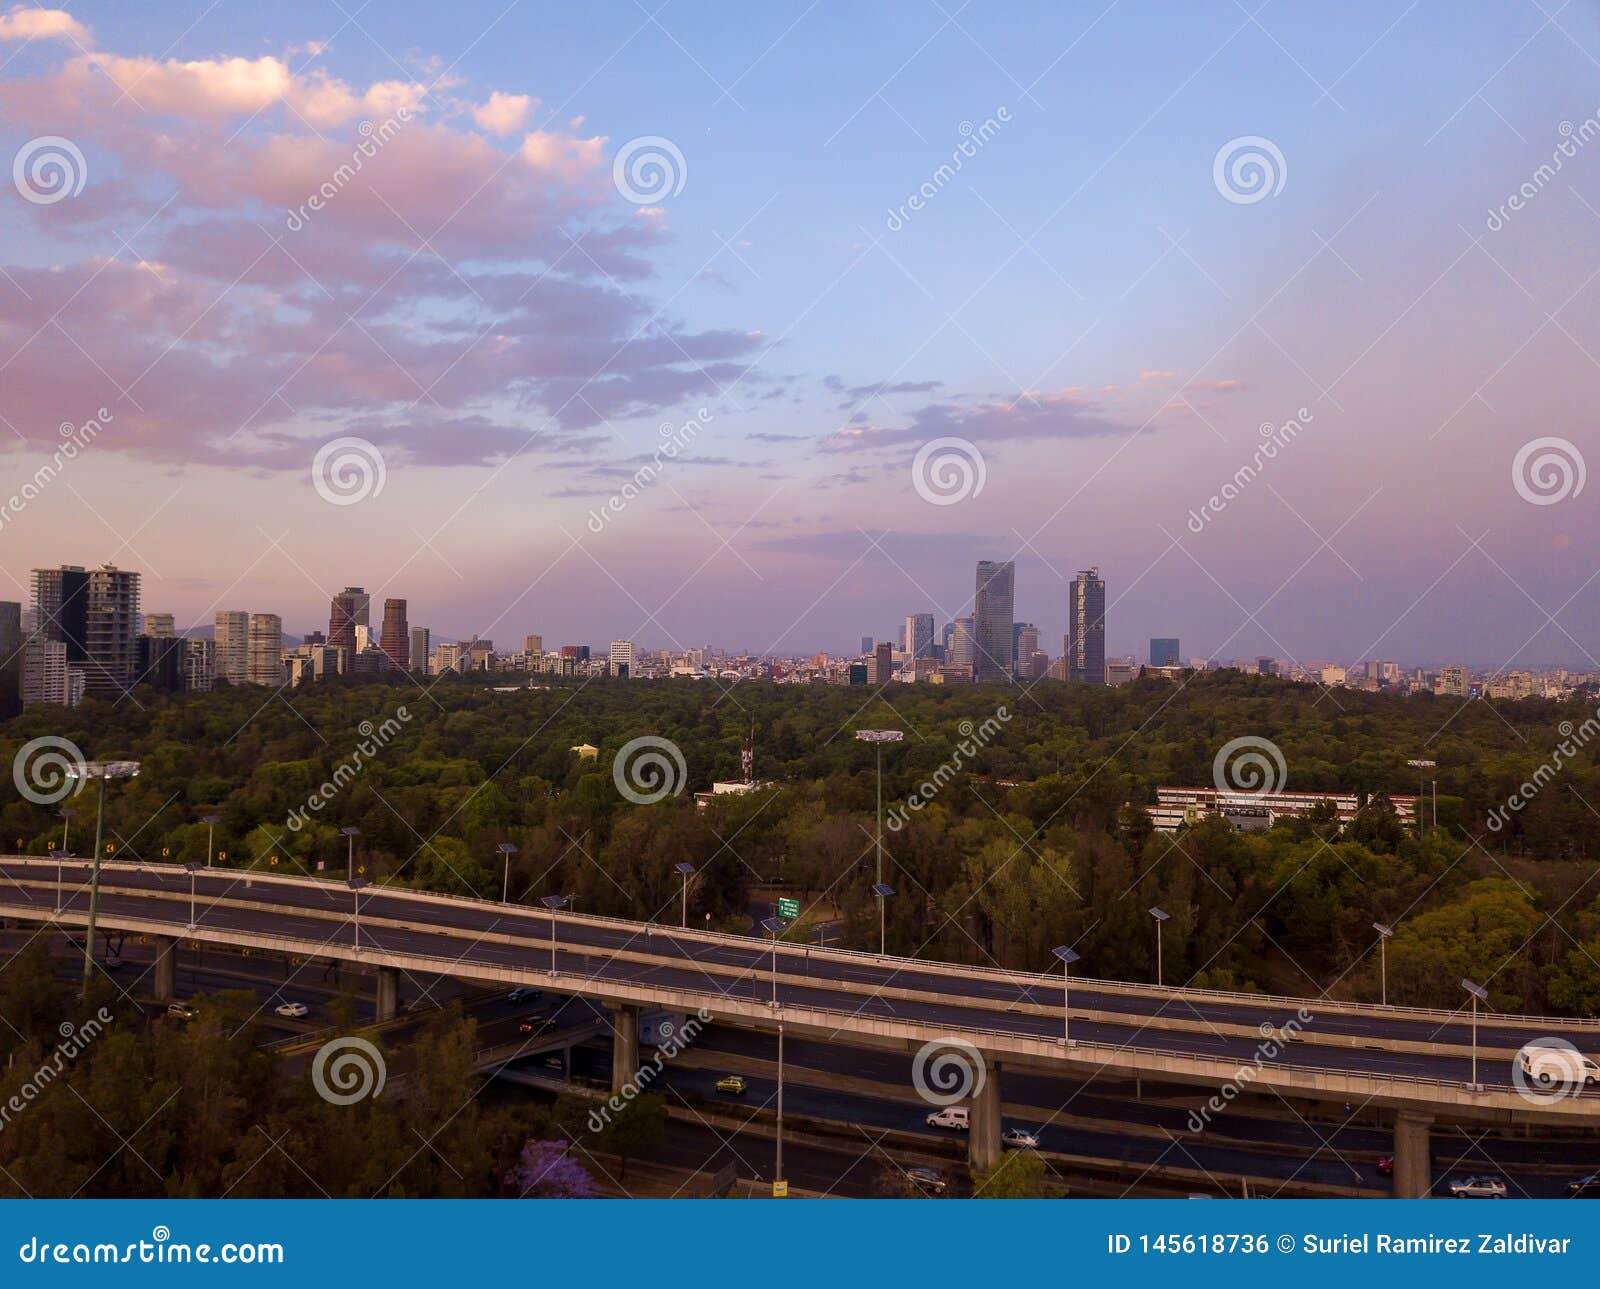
{"left": 1150, "top": 637, "right": 1180, "bottom": 668}
{"left": 328, "top": 586, "right": 365, "bottom": 656}
{"left": 1067, "top": 566, "right": 1106, "bottom": 685}
{"left": 380, "top": 598, "right": 409, "bottom": 671}
{"left": 872, "top": 641, "right": 894, "bottom": 685}
{"left": 904, "top": 613, "right": 935, "bottom": 660}
{"left": 137, "top": 634, "right": 184, "bottom": 693}
{"left": 0, "top": 600, "right": 21, "bottom": 719}
{"left": 973, "top": 560, "right": 1014, "bottom": 683}
{"left": 1012, "top": 622, "right": 1039, "bottom": 676}
{"left": 860, "top": 635, "right": 874, "bottom": 657}
{"left": 65, "top": 565, "right": 140, "bottom": 698}
{"left": 30, "top": 565, "right": 90, "bottom": 664}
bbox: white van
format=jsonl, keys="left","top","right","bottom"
{"left": 925, "top": 1105, "right": 969, "bottom": 1131}
{"left": 1520, "top": 1045, "right": 1600, "bottom": 1089}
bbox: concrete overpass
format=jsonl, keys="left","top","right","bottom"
{"left": 3, "top": 855, "right": 1597, "bottom": 1195}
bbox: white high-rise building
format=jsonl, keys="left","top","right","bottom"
{"left": 183, "top": 639, "right": 215, "bottom": 692}
{"left": 214, "top": 611, "right": 249, "bottom": 686}
{"left": 247, "top": 613, "right": 283, "bottom": 686}
{"left": 144, "top": 613, "right": 175, "bottom": 638}
{"left": 610, "top": 640, "right": 635, "bottom": 677}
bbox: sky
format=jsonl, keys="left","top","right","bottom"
{"left": 0, "top": 1, "right": 1598, "bottom": 668}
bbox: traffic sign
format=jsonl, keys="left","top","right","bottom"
{"left": 771, "top": 1179, "right": 788, "bottom": 1198}
{"left": 776, "top": 898, "right": 799, "bottom": 920}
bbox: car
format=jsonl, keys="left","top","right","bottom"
{"left": 166, "top": 1001, "right": 198, "bottom": 1021}
{"left": 1001, "top": 1127, "right": 1040, "bottom": 1150}
{"left": 1447, "top": 1175, "right": 1508, "bottom": 1199}
{"left": 507, "top": 988, "right": 537, "bottom": 1005}
{"left": 715, "top": 1075, "right": 748, "bottom": 1095}
{"left": 273, "top": 1001, "right": 309, "bottom": 1019}
{"left": 1376, "top": 1154, "right": 1394, "bottom": 1176}
{"left": 1567, "top": 1172, "right": 1600, "bottom": 1195}
{"left": 1520, "top": 1045, "right": 1600, "bottom": 1091}
{"left": 541, "top": 1055, "right": 565, "bottom": 1071}
{"left": 905, "top": 1167, "right": 947, "bottom": 1195}
{"left": 518, "top": 1014, "right": 551, "bottom": 1035}
{"left": 925, "top": 1105, "right": 969, "bottom": 1131}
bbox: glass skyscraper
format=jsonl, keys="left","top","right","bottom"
{"left": 973, "top": 560, "right": 1015, "bottom": 683}
{"left": 1068, "top": 566, "right": 1106, "bottom": 684}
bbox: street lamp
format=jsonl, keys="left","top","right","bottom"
{"left": 49, "top": 847, "right": 66, "bottom": 914}
{"left": 1051, "top": 945, "right": 1080, "bottom": 1046}
{"left": 541, "top": 894, "right": 568, "bottom": 976}
{"left": 341, "top": 826, "right": 361, "bottom": 883}
{"left": 1148, "top": 906, "right": 1170, "bottom": 986}
{"left": 64, "top": 760, "right": 140, "bottom": 999}
{"left": 348, "top": 877, "right": 369, "bottom": 951}
{"left": 201, "top": 814, "right": 220, "bottom": 868}
{"left": 854, "top": 730, "right": 903, "bottom": 922}
{"left": 497, "top": 843, "right": 518, "bottom": 904}
{"left": 760, "top": 916, "right": 786, "bottom": 1008}
{"left": 1372, "top": 922, "right": 1394, "bottom": 1006}
{"left": 674, "top": 862, "right": 696, "bottom": 929}
{"left": 184, "top": 862, "right": 203, "bottom": 930}
{"left": 1406, "top": 759, "right": 1436, "bottom": 836}
{"left": 1462, "top": 978, "right": 1488, "bottom": 1090}
{"left": 58, "top": 807, "right": 75, "bottom": 858}
{"left": 872, "top": 883, "right": 894, "bottom": 956}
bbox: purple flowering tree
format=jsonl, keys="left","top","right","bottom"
{"left": 506, "top": 1139, "right": 600, "bottom": 1199}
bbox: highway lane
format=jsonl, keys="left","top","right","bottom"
{"left": 4, "top": 858, "right": 1589, "bottom": 1056}
{"left": 8, "top": 877, "right": 1585, "bottom": 1094}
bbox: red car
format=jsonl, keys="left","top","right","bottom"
{"left": 518, "top": 1013, "right": 551, "bottom": 1034}
{"left": 1377, "top": 1155, "right": 1394, "bottom": 1176}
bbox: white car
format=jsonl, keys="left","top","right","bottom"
{"left": 1519, "top": 1045, "right": 1600, "bottom": 1090}
{"left": 1447, "top": 1175, "right": 1508, "bottom": 1199}
{"left": 273, "top": 1001, "right": 310, "bottom": 1019}
{"left": 925, "top": 1106, "right": 969, "bottom": 1131}
{"left": 1001, "top": 1127, "right": 1040, "bottom": 1150}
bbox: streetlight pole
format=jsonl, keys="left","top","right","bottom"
{"left": 760, "top": 917, "right": 785, "bottom": 1007}
{"left": 854, "top": 730, "right": 903, "bottom": 946}
{"left": 498, "top": 843, "right": 518, "bottom": 903}
{"left": 347, "top": 878, "right": 369, "bottom": 951}
{"left": 872, "top": 883, "right": 893, "bottom": 956}
{"left": 185, "top": 862, "right": 202, "bottom": 930}
{"left": 201, "top": 814, "right": 219, "bottom": 868}
{"left": 69, "top": 761, "right": 140, "bottom": 1000}
{"left": 341, "top": 826, "right": 361, "bottom": 883}
{"left": 1462, "top": 978, "right": 1487, "bottom": 1090}
{"left": 58, "top": 807, "right": 73, "bottom": 858}
{"left": 1407, "top": 759, "right": 1436, "bottom": 838}
{"left": 1148, "top": 907, "right": 1170, "bottom": 986}
{"left": 675, "top": 863, "right": 696, "bottom": 929}
{"left": 1052, "top": 945, "right": 1080, "bottom": 1046}
{"left": 776, "top": 1021, "right": 785, "bottom": 1195}
{"left": 1373, "top": 922, "right": 1394, "bottom": 1006}
{"left": 541, "top": 895, "right": 568, "bottom": 976}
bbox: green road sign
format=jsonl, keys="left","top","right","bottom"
{"left": 777, "top": 898, "right": 799, "bottom": 920}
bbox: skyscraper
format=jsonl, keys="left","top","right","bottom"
{"left": 523, "top": 633, "right": 543, "bottom": 657}
{"left": 328, "top": 587, "right": 364, "bottom": 657}
{"left": 411, "top": 626, "right": 431, "bottom": 674}
{"left": 0, "top": 601, "right": 20, "bottom": 719}
{"left": 610, "top": 640, "right": 634, "bottom": 678}
{"left": 1067, "top": 566, "right": 1106, "bottom": 685}
{"left": 81, "top": 565, "right": 140, "bottom": 697}
{"left": 247, "top": 613, "right": 283, "bottom": 686}
{"left": 973, "top": 560, "right": 1015, "bottom": 683}
{"left": 380, "top": 598, "right": 409, "bottom": 671}
{"left": 1150, "top": 637, "right": 1180, "bottom": 668}
{"left": 860, "top": 635, "right": 874, "bottom": 657}
{"left": 214, "top": 611, "right": 250, "bottom": 686}
{"left": 872, "top": 641, "right": 894, "bottom": 685}
{"left": 903, "top": 613, "right": 935, "bottom": 660}
{"left": 949, "top": 616, "right": 976, "bottom": 670}
{"left": 182, "top": 638, "right": 215, "bottom": 692}
{"left": 144, "top": 613, "right": 175, "bottom": 639}
{"left": 30, "top": 566, "right": 90, "bottom": 665}
{"left": 1013, "top": 622, "right": 1039, "bottom": 676}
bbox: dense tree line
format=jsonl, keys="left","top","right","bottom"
{"left": 3, "top": 669, "right": 1599, "bottom": 1013}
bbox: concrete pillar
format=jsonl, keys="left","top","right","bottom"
{"left": 375, "top": 967, "right": 399, "bottom": 1022}
{"left": 1392, "top": 1110, "right": 1433, "bottom": 1198}
{"left": 152, "top": 936, "right": 176, "bottom": 1002}
{"left": 968, "top": 1055, "right": 1001, "bottom": 1174}
{"left": 611, "top": 1004, "right": 640, "bottom": 1094}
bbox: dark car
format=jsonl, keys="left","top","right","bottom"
{"left": 1377, "top": 1155, "right": 1394, "bottom": 1176}
{"left": 1568, "top": 1172, "right": 1600, "bottom": 1197}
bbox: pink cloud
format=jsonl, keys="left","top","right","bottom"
{"left": 0, "top": 5, "right": 88, "bottom": 44}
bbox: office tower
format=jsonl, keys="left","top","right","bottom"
{"left": 1012, "top": 622, "right": 1039, "bottom": 675}
{"left": 949, "top": 616, "right": 976, "bottom": 670}
{"left": 610, "top": 640, "right": 634, "bottom": 678}
{"left": 137, "top": 634, "right": 184, "bottom": 693}
{"left": 328, "top": 587, "right": 365, "bottom": 656}
{"left": 872, "top": 641, "right": 894, "bottom": 685}
{"left": 465, "top": 639, "right": 494, "bottom": 670}
{"left": 78, "top": 565, "right": 140, "bottom": 697}
{"left": 434, "top": 642, "right": 462, "bottom": 673}
{"left": 214, "top": 611, "right": 250, "bottom": 685}
{"left": 1150, "top": 637, "right": 1180, "bottom": 668}
{"left": 411, "top": 627, "right": 431, "bottom": 673}
{"left": 380, "top": 598, "right": 409, "bottom": 671}
{"left": 247, "top": 613, "right": 284, "bottom": 686}
{"left": 1067, "top": 566, "right": 1107, "bottom": 685}
{"left": 354, "top": 624, "right": 371, "bottom": 653}
{"left": 182, "top": 638, "right": 215, "bottom": 692}
{"left": 144, "top": 613, "right": 175, "bottom": 639}
{"left": 1256, "top": 656, "right": 1275, "bottom": 676}
{"left": 941, "top": 621, "right": 956, "bottom": 659}
{"left": 524, "top": 633, "right": 543, "bottom": 657}
{"left": 0, "top": 601, "right": 20, "bottom": 720}
{"left": 22, "top": 635, "right": 71, "bottom": 706}
{"left": 30, "top": 566, "right": 90, "bottom": 665}
{"left": 903, "top": 613, "right": 934, "bottom": 660}
{"left": 860, "top": 635, "right": 874, "bottom": 657}
{"left": 973, "top": 560, "right": 1014, "bottom": 683}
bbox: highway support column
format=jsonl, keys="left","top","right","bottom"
{"left": 151, "top": 935, "right": 176, "bottom": 1002}
{"left": 375, "top": 966, "right": 399, "bottom": 1022}
{"left": 611, "top": 1004, "right": 640, "bottom": 1094}
{"left": 1392, "top": 1110, "right": 1432, "bottom": 1198}
{"left": 969, "top": 1055, "right": 1002, "bottom": 1174}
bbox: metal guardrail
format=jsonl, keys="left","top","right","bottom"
{"left": 8, "top": 853, "right": 1598, "bottom": 1032}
